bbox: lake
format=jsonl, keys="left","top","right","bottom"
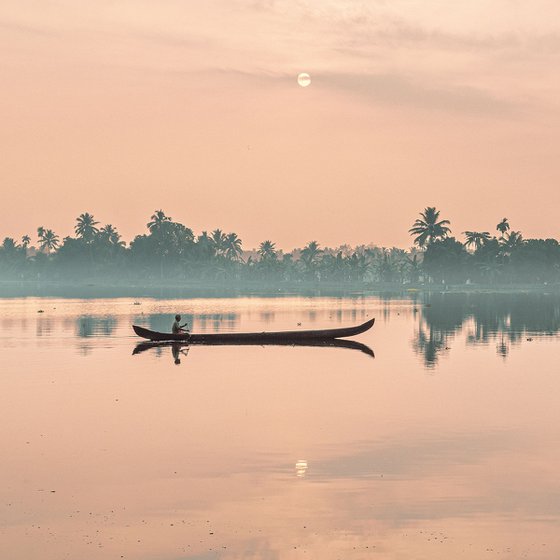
{"left": 1, "top": 292, "right": 560, "bottom": 559}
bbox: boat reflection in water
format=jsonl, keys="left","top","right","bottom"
{"left": 171, "top": 343, "right": 189, "bottom": 365}
{"left": 133, "top": 338, "right": 375, "bottom": 361}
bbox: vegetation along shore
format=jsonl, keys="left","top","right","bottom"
{"left": 1, "top": 208, "right": 559, "bottom": 288}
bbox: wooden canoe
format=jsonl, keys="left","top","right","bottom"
{"left": 132, "top": 318, "right": 374, "bottom": 343}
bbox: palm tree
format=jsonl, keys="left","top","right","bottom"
{"left": 323, "top": 251, "right": 346, "bottom": 281}
{"left": 147, "top": 210, "right": 172, "bottom": 234}
{"left": 224, "top": 232, "right": 243, "bottom": 262}
{"left": 170, "top": 223, "right": 194, "bottom": 251}
{"left": 374, "top": 248, "right": 397, "bottom": 282}
{"left": 502, "top": 230, "right": 523, "bottom": 251}
{"left": 211, "top": 229, "right": 227, "bottom": 257}
{"left": 39, "top": 229, "right": 60, "bottom": 253}
{"left": 75, "top": 213, "right": 99, "bottom": 242}
{"left": 496, "top": 218, "right": 510, "bottom": 238}
{"left": 21, "top": 235, "right": 31, "bottom": 248}
{"left": 300, "top": 241, "right": 323, "bottom": 271}
{"left": 463, "top": 231, "right": 491, "bottom": 251}
{"left": 195, "top": 231, "right": 215, "bottom": 261}
{"left": 409, "top": 207, "right": 451, "bottom": 248}
{"left": 346, "top": 251, "right": 370, "bottom": 281}
{"left": 2, "top": 237, "right": 18, "bottom": 252}
{"left": 99, "top": 224, "right": 125, "bottom": 246}
{"left": 273, "top": 252, "right": 296, "bottom": 281}
{"left": 258, "top": 240, "right": 277, "bottom": 261}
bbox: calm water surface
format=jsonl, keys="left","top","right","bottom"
{"left": 1, "top": 293, "right": 559, "bottom": 559}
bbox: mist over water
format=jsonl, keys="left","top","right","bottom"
{"left": 1, "top": 292, "right": 560, "bottom": 559}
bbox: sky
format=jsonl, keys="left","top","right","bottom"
{"left": 2, "top": 0, "right": 560, "bottom": 249}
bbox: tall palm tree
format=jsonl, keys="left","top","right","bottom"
{"left": 225, "top": 232, "right": 243, "bottom": 262}
{"left": 502, "top": 230, "right": 523, "bottom": 251}
{"left": 463, "top": 231, "right": 491, "bottom": 251}
{"left": 75, "top": 213, "right": 99, "bottom": 242}
{"left": 99, "top": 224, "right": 125, "bottom": 246}
{"left": 409, "top": 207, "right": 451, "bottom": 248}
{"left": 170, "top": 223, "right": 194, "bottom": 251}
{"left": 346, "top": 252, "right": 370, "bottom": 281}
{"left": 496, "top": 218, "right": 510, "bottom": 238}
{"left": 374, "top": 248, "right": 398, "bottom": 282}
{"left": 258, "top": 240, "right": 277, "bottom": 261}
{"left": 211, "top": 229, "right": 227, "bottom": 257}
{"left": 39, "top": 229, "right": 60, "bottom": 253}
{"left": 196, "top": 231, "right": 215, "bottom": 261}
{"left": 300, "top": 241, "right": 323, "bottom": 269}
{"left": 2, "top": 237, "right": 18, "bottom": 252}
{"left": 147, "top": 210, "right": 171, "bottom": 234}
{"left": 21, "top": 235, "right": 31, "bottom": 248}
{"left": 197, "top": 231, "right": 211, "bottom": 245}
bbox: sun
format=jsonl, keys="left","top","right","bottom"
{"left": 297, "top": 73, "right": 311, "bottom": 87}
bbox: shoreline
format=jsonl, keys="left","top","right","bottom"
{"left": 1, "top": 279, "right": 559, "bottom": 299}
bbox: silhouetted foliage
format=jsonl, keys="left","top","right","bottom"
{"left": 463, "top": 231, "right": 491, "bottom": 251}
{"left": 409, "top": 207, "right": 451, "bottom": 248}
{"left": 2, "top": 208, "right": 560, "bottom": 286}
{"left": 422, "top": 238, "right": 469, "bottom": 284}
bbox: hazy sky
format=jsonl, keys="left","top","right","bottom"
{"left": 2, "top": 0, "right": 560, "bottom": 248}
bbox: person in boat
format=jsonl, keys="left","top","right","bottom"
{"left": 172, "top": 314, "right": 189, "bottom": 335}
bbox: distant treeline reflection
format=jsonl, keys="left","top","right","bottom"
{"left": 3, "top": 208, "right": 560, "bottom": 286}
{"left": 413, "top": 293, "right": 560, "bottom": 366}
{"left": 71, "top": 313, "right": 240, "bottom": 337}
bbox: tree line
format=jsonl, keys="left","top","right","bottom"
{"left": 410, "top": 207, "right": 560, "bottom": 285}
{"left": 0, "top": 208, "right": 559, "bottom": 285}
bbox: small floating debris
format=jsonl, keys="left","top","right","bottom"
{"left": 526, "top": 337, "right": 533, "bottom": 341}
{"left": 37, "top": 310, "right": 44, "bottom": 313}
{"left": 133, "top": 301, "right": 141, "bottom": 306}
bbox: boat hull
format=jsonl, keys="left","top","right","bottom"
{"left": 132, "top": 318, "right": 374, "bottom": 343}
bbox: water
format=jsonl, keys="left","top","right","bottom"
{"left": 1, "top": 292, "right": 560, "bottom": 559}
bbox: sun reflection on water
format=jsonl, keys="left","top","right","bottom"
{"left": 295, "top": 459, "right": 308, "bottom": 477}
